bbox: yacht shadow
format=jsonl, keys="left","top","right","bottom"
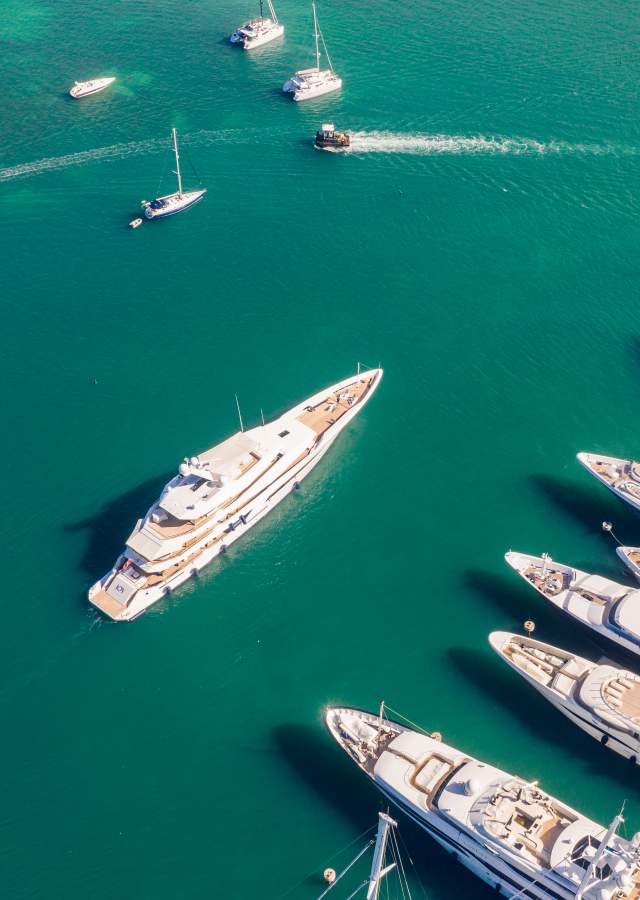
{"left": 272, "top": 723, "right": 491, "bottom": 898}
{"left": 530, "top": 473, "right": 640, "bottom": 541}
{"left": 463, "top": 567, "right": 548, "bottom": 624}
{"left": 63, "top": 470, "right": 173, "bottom": 579}
{"left": 447, "top": 646, "right": 635, "bottom": 789}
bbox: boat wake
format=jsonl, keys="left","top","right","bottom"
{"left": 347, "top": 131, "right": 628, "bottom": 156}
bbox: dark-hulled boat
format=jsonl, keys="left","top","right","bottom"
{"left": 314, "top": 123, "right": 350, "bottom": 151}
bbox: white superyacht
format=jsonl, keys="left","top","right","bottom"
{"left": 89, "top": 368, "right": 382, "bottom": 620}
{"left": 577, "top": 452, "right": 640, "bottom": 514}
{"left": 505, "top": 551, "right": 640, "bottom": 659}
{"left": 490, "top": 631, "right": 640, "bottom": 764}
{"left": 326, "top": 704, "right": 640, "bottom": 898}
{"left": 230, "top": 0, "right": 284, "bottom": 49}
{"left": 282, "top": 2, "right": 341, "bottom": 102}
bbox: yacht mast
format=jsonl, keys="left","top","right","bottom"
{"left": 575, "top": 808, "right": 625, "bottom": 899}
{"left": 259, "top": 0, "right": 264, "bottom": 19}
{"left": 172, "top": 128, "right": 183, "bottom": 199}
{"left": 312, "top": 1, "right": 320, "bottom": 70}
{"left": 366, "top": 813, "right": 397, "bottom": 900}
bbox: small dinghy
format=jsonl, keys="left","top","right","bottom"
{"left": 141, "top": 128, "right": 206, "bottom": 220}
{"left": 129, "top": 218, "right": 143, "bottom": 229}
{"left": 314, "top": 123, "right": 350, "bottom": 151}
{"left": 69, "top": 77, "right": 115, "bottom": 99}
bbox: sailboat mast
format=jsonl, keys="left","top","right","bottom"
{"left": 366, "top": 813, "right": 397, "bottom": 900}
{"left": 312, "top": 1, "right": 320, "bottom": 70}
{"left": 172, "top": 127, "right": 183, "bottom": 199}
{"left": 259, "top": 0, "right": 264, "bottom": 19}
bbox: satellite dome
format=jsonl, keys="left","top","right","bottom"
{"left": 179, "top": 463, "right": 189, "bottom": 476}
{"left": 464, "top": 778, "right": 481, "bottom": 796}
{"left": 190, "top": 456, "right": 200, "bottom": 467}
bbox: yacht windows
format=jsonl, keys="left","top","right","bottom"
{"left": 279, "top": 430, "right": 290, "bottom": 438}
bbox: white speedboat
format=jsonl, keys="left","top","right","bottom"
{"left": 577, "top": 452, "right": 640, "bottom": 513}
{"left": 326, "top": 704, "right": 640, "bottom": 898}
{"left": 490, "top": 631, "right": 640, "bottom": 764}
{"left": 282, "top": 2, "right": 341, "bottom": 102}
{"left": 618, "top": 546, "right": 640, "bottom": 583}
{"left": 230, "top": 0, "right": 284, "bottom": 49}
{"left": 141, "top": 128, "right": 206, "bottom": 220}
{"left": 505, "top": 550, "right": 640, "bottom": 659}
{"left": 69, "top": 77, "right": 115, "bottom": 98}
{"left": 89, "top": 368, "right": 383, "bottom": 620}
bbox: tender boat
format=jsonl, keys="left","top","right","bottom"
{"left": 141, "top": 128, "right": 206, "bottom": 220}
{"left": 490, "top": 630, "right": 640, "bottom": 764}
{"left": 314, "top": 123, "right": 350, "bottom": 151}
{"left": 69, "top": 77, "right": 115, "bottom": 99}
{"left": 577, "top": 452, "right": 640, "bottom": 513}
{"left": 505, "top": 550, "right": 640, "bottom": 659}
{"left": 230, "top": 0, "right": 284, "bottom": 49}
{"left": 89, "top": 367, "right": 383, "bottom": 620}
{"left": 129, "top": 218, "right": 143, "bottom": 229}
{"left": 283, "top": 2, "right": 341, "bottom": 102}
{"left": 326, "top": 704, "right": 640, "bottom": 898}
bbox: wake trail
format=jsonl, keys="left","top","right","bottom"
{"left": 347, "top": 131, "right": 634, "bottom": 156}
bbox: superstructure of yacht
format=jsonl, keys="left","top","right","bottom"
{"left": 69, "top": 77, "right": 115, "bottom": 98}
{"left": 89, "top": 368, "right": 382, "bottom": 621}
{"left": 577, "top": 452, "right": 640, "bottom": 514}
{"left": 490, "top": 631, "right": 640, "bottom": 764}
{"left": 230, "top": 0, "right": 284, "bottom": 49}
{"left": 141, "top": 128, "right": 206, "bottom": 220}
{"left": 282, "top": 2, "right": 342, "bottom": 102}
{"left": 326, "top": 705, "right": 640, "bottom": 898}
{"left": 505, "top": 550, "right": 640, "bottom": 659}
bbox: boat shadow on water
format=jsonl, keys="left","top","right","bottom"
{"left": 272, "top": 723, "right": 493, "bottom": 898}
{"left": 63, "top": 470, "right": 173, "bottom": 581}
{"left": 447, "top": 646, "right": 636, "bottom": 791}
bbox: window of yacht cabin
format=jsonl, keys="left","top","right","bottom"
{"left": 278, "top": 430, "right": 290, "bottom": 438}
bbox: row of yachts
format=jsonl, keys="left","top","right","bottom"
{"left": 321, "top": 451, "right": 640, "bottom": 900}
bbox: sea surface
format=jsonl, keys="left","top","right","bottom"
{"left": 2, "top": 0, "right": 640, "bottom": 896}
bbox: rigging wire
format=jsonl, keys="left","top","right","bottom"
{"left": 383, "top": 705, "right": 432, "bottom": 737}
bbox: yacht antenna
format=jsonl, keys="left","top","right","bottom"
{"left": 172, "top": 127, "right": 183, "bottom": 199}
{"left": 366, "top": 813, "right": 397, "bottom": 900}
{"left": 377, "top": 700, "right": 385, "bottom": 735}
{"left": 575, "top": 804, "right": 625, "bottom": 900}
{"left": 235, "top": 394, "right": 245, "bottom": 433}
{"left": 357, "top": 361, "right": 361, "bottom": 375}
{"left": 312, "top": 1, "right": 320, "bottom": 70}
{"left": 259, "top": 0, "right": 264, "bottom": 19}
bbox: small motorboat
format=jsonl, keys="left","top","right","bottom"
{"left": 314, "top": 123, "right": 350, "bottom": 151}
{"left": 129, "top": 218, "right": 143, "bottom": 229}
{"left": 69, "top": 77, "right": 116, "bottom": 99}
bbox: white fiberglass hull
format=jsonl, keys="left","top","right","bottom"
{"left": 69, "top": 77, "right": 115, "bottom": 98}
{"left": 232, "top": 23, "right": 284, "bottom": 48}
{"left": 142, "top": 189, "right": 206, "bottom": 219}
{"left": 618, "top": 546, "right": 640, "bottom": 583}
{"left": 577, "top": 451, "right": 640, "bottom": 513}
{"left": 282, "top": 71, "right": 342, "bottom": 102}
{"left": 89, "top": 369, "right": 382, "bottom": 620}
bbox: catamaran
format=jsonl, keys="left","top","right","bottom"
{"left": 230, "top": 0, "right": 284, "bottom": 49}
{"left": 69, "top": 77, "right": 115, "bottom": 99}
{"left": 326, "top": 703, "right": 640, "bottom": 898}
{"left": 577, "top": 452, "right": 640, "bottom": 514}
{"left": 89, "top": 367, "right": 382, "bottom": 621}
{"left": 282, "top": 2, "right": 342, "bottom": 102}
{"left": 505, "top": 550, "right": 640, "bottom": 659}
{"left": 141, "top": 128, "right": 206, "bottom": 220}
{"left": 490, "top": 630, "right": 640, "bottom": 764}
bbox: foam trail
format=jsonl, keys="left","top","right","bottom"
{"left": 348, "top": 131, "right": 628, "bottom": 156}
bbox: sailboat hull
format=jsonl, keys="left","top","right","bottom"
{"left": 283, "top": 71, "right": 342, "bottom": 101}
{"left": 142, "top": 189, "right": 206, "bottom": 220}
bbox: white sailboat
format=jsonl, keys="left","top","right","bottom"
{"left": 230, "top": 0, "right": 284, "bottom": 49}
{"left": 283, "top": 2, "right": 342, "bottom": 102}
{"left": 141, "top": 128, "right": 206, "bottom": 220}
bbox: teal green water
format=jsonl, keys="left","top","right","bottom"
{"left": 2, "top": 0, "right": 640, "bottom": 896}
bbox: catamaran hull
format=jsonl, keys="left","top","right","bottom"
{"left": 89, "top": 370, "right": 382, "bottom": 620}
{"left": 231, "top": 25, "right": 284, "bottom": 48}
{"left": 284, "top": 78, "right": 342, "bottom": 101}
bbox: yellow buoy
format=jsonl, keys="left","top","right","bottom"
{"left": 324, "top": 868, "right": 337, "bottom": 885}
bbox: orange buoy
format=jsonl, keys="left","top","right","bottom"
{"left": 323, "top": 868, "right": 336, "bottom": 884}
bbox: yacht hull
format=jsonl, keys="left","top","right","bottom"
{"left": 282, "top": 73, "right": 342, "bottom": 102}
{"left": 232, "top": 24, "right": 284, "bottom": 48}
{"left": 577, "top": 452, "right": 640, "bottom": 513}
{"left": 89, "top": 370, "right": 383, "bottom": 620}
{"left": 143, "top": 189, "right": 206, "bottom": 220}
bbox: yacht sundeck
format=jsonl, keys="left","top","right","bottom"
{"left": 69, "top": 77, "right": 115, "bottom": 98}
{"left": 89, "top": 368, "right": 383, "bottom": 621}
{"left": 230, "top": 0, "right": 284, "bottom": 49}
{"left": 282, "top": 2, "right": 341, "bottom": 101}
{"left": 490, "top": 631, "right": 640, "bottom": 764}
{"left": 505, "top": 551, "right": 640, "bottom": 659}
{"left": 577, "top": 452, "right": 640, "bottom": 513}
{"left": 141, "top": 128, "right": 206, "bottom": 220}
{"left": 326, "top": 704, "right": 640, "bottom": 898}
{"left": 314, "top": 123, "right": 350, "bottom": 151}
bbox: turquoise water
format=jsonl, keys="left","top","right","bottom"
{"left": 2, "top": 0, "right": 640, "bottom": 896}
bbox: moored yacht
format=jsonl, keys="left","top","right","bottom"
{"left": 326, "top": 704, "right": 640, "bottom": 898}
{"left": 577, "top": 452, "right": 640, "bottom": 513}
{"left": 89, "top": 368, "right": 383, "bottom": 620}
{"left": 230, "top": 0, "right": 284, "bottom": 49}
{"left": 505, "top": 551, "right": 640, "bottom": 659}
{"left": 282, "top": 2, "right": 342, "bottom": 101}
{"left": 490, "top": 631, "right": 640, "bottom": 764}
{"left": 69, "top": 77, "right": 115, "bottom": 98}
{"left": 617, "top": 546, "right": 640, "bottom": 583}
{"left": 141, "top": 128, "right": 206, "bottom": 220}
